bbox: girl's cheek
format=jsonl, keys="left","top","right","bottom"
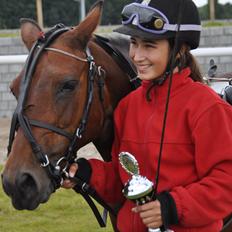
{"left": 129, "top": 47, "right": 135, "bottom": 60}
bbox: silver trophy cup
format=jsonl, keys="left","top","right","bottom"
{"left": 119, "top": 152, "right": 174, "bottom": 232}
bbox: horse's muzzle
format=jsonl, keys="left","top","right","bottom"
{"left": 1, "top": 171, "right": 52, "bottom": 210}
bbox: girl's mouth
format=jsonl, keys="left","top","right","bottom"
{"left": 137, "top": 64, "right": 151, "bottom": 73}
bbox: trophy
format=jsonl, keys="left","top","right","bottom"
{"left": 119, "top": 152, "right": 173, "bottom": 232}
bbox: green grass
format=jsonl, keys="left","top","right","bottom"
{"left": 202, "top": 21, "right": 232, "bottom": 27}
{"left": 0, "top": 166, "right": 113, "bottom": 232}
{"left": 0, "top": 33, "right": 19, "bottom": 37}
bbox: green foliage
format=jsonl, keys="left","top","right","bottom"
{"left": 1, "top": 0, "right": 232, "bottom": 29}
{"left": 0, "top": 0, "right": 131, "bottom": 29}
{"left": 202, "top": 21, "right": 232, "bottom": 27}
{"left": 85, "top": 0, "right": 131, "bottom": 25}
{"left": 0, "top": 33, "right": 19, "bottom": 37}
{"left": 198, "top": 5, "right": 209, "bottom": 20}
{"left": 216, "top": 3, "right": 232, "bottom": 19}
{"left": 199, "top": 2, "right": 232, "bottom": 20}
{"left": 43, "top": 0, "right": 80, "bottom": 27}
{"left": 0, "top": 0, "right": 35, "bottom": 29}
{"left": 0, "top": 171, "right": 113, "bottom": 231}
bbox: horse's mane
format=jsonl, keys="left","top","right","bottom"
{"left": 94, "top": 32, "right": 136, "bottom": 72}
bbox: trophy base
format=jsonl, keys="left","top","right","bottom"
{"left": 148, "top": 229, "right": 174, "bottom": 232}
{"left": 149, "top": 229, "right": 162, "bottom": 232}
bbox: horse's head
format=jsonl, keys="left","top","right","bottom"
{"left": 1, "top": 1, "right": 110, "bottom": 210}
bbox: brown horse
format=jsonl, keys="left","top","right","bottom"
{"left": 1, "top": 1, "right": 135, "bottom": 230}
{"left": 1, "top": 0, "right": 231, "bottom": 231}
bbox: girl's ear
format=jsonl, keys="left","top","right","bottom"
{"left": 176, "top": 44, "right": 189, "bottom": 60}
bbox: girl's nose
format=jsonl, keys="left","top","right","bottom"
{"left": 130, "top": 46, "right": 145, "bottom": 63}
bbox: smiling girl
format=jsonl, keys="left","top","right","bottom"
{"left": 62, "top": 0, "right": 232, "bottom": 231}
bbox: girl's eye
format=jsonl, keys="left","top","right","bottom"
{"left": 145, "top": 43, "right": 156, "bottom": 48}
{"left": 130, "top": 40, "right": 137, "bottom": 46}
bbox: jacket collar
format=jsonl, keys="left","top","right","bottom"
{"left": 141, "top": 67, "right": 192, "bottom": 101}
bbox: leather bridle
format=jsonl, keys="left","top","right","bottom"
{"left": 7, "top": 23, "right": 104, "bottom": 190}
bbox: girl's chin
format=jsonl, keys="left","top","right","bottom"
{"left": 138, "top": 71, "right": 162, "bottom": 81}
{"left": 139, "top": 75, "right": 156, "bottom": 81}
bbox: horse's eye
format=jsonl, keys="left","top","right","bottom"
{"left": 59, "top": 80, "right": 78, "bottom": 94}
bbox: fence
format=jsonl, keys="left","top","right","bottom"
{"left": 1, "top": 25, "right": 232, "bottom": 117}
{"left": 0, "top": 47, "right": 232, "bottom": 118}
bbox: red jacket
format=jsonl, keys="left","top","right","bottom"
{"left": 89, "top": 68, "right": 232, "bottom": 232}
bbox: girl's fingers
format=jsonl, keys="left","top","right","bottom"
{"left": 69, "top": 163, "right": 78, "bottom": 178}
{"left": 61, "top": 179, "right": 76, "bottom": 189}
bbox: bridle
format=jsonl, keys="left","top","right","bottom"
{"left": 7, "top": 23, "right": 105, "bottom": 189}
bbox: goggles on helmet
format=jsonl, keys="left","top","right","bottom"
{"left": 121, "top": 3, "right": 201, "bottom": 34}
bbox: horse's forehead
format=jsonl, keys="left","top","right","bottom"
{"left": 53, "top": 30, "right": 85, "bottom": 51}
{"left": 37, "top": 52, "right": 86, "bottom": 78}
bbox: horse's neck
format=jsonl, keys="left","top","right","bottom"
{"left": 92, "top": 117, "right": 114, "bottom": 162}
{"left": 86, "top": 35, "right": 133, "bottom": 162}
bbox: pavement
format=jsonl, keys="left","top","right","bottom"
{"left": 0, "top": 117, "right": 10, "bottom": 164}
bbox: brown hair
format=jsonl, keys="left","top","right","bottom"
{"left": 168, "top": 38, "right": 203, "bottom": 83}
{"left": 176, "top": 46, "right": 203, "bottom": 83}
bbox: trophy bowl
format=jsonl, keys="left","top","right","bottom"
{"left": 119, "top": 151, "right": 155, "bottom": 204}
{"left": 123, "top": 175, "right": 155, "bottom": 204}
{"left": 119, "top": 152, "right": 173, "bottom": 232}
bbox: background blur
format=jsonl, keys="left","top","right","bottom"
{"left": 0, "top": 0, "right": 232, "bottom": 28}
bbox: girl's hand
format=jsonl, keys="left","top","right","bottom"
{"left": 61, "top": 163, "right": 78, "bottom": 189}
{"left": 132, "top": 200, "right": 163, "bottom": 229}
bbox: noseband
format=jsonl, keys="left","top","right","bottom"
{"left": 7, "top": 24, "right": 105, "bottom": 189}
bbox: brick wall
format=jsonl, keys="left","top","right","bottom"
{"left": 0, "top": 63, "right": 22, "bottom": 117}
{"left": 0, "top": 26, "right": 232, "bottom": 117}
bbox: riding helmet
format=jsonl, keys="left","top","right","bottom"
{"left": 114, "top": 0, "right": 201, "bottom": 50}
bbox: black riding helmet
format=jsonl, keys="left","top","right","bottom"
{"left": 114, "top": 0, "right": 201, "bottom": 50}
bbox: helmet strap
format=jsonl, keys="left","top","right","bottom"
{"left": 154, "top": 0, "right": 185, "bottom": 196}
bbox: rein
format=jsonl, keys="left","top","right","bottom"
{"left": 7, "top": 24, "right": 116, "bottom": 227}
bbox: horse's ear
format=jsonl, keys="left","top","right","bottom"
{"left": 20, "top": 18, "right": 43, "bottom": 51}
{"left": 73, "top": 0, "right": 104, "bottom": 48}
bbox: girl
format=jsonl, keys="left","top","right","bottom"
{"left": 63, "top": 0, "right": 232, "bottom": 231}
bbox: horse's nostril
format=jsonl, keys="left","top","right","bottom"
{"left": 16, "top": 173, "right": 38, "bottom": 198}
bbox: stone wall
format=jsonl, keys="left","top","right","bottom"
{"left": 197, "top": 26, "right": 232, "bottom": 74}
{"left": 0, "top": 26, "right": 232, "bottom": 117}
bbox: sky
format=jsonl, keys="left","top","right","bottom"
{"left": 193, "top": 0, "right": 232, "bottom": 7}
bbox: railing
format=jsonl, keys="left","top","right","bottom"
{"left": 0, "top": 47, "right": 232, "bottom": 64}
{"left": 0, "top": 55, "right": 27, "bottom": 64}
{"left": 191, "top": 47, "right": 232, "bottom": 57}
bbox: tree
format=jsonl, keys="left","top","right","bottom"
{"left": 0, "top": 0, "right": 36, "bottom": 29}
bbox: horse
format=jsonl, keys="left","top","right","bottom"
{"left": 1, "top": 1, "right": 137, "bottom": 231}
{"left": 1, "top": 0, "right": 231, "bottom": 231}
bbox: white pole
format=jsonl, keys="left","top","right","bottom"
{"left": 74, "top": 0, "right": 86, "bottom": 21}
{"left": 191, "top": 47, "right": 232, "bottom": 57}
{"left": 209, "top": 0, "right": 216, "bottom": 21}
{"left": 80, "top": 0, "right": 86, "bottom": 21}
{"left": 36, "top": 0, "right": 44, "bottom": 28}
{"left": 0, "top": 55, "right": 27, "bottom": 64}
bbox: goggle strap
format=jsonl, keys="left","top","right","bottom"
{"left": 163, "top": 23, "right": 201, "bottom": 32}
